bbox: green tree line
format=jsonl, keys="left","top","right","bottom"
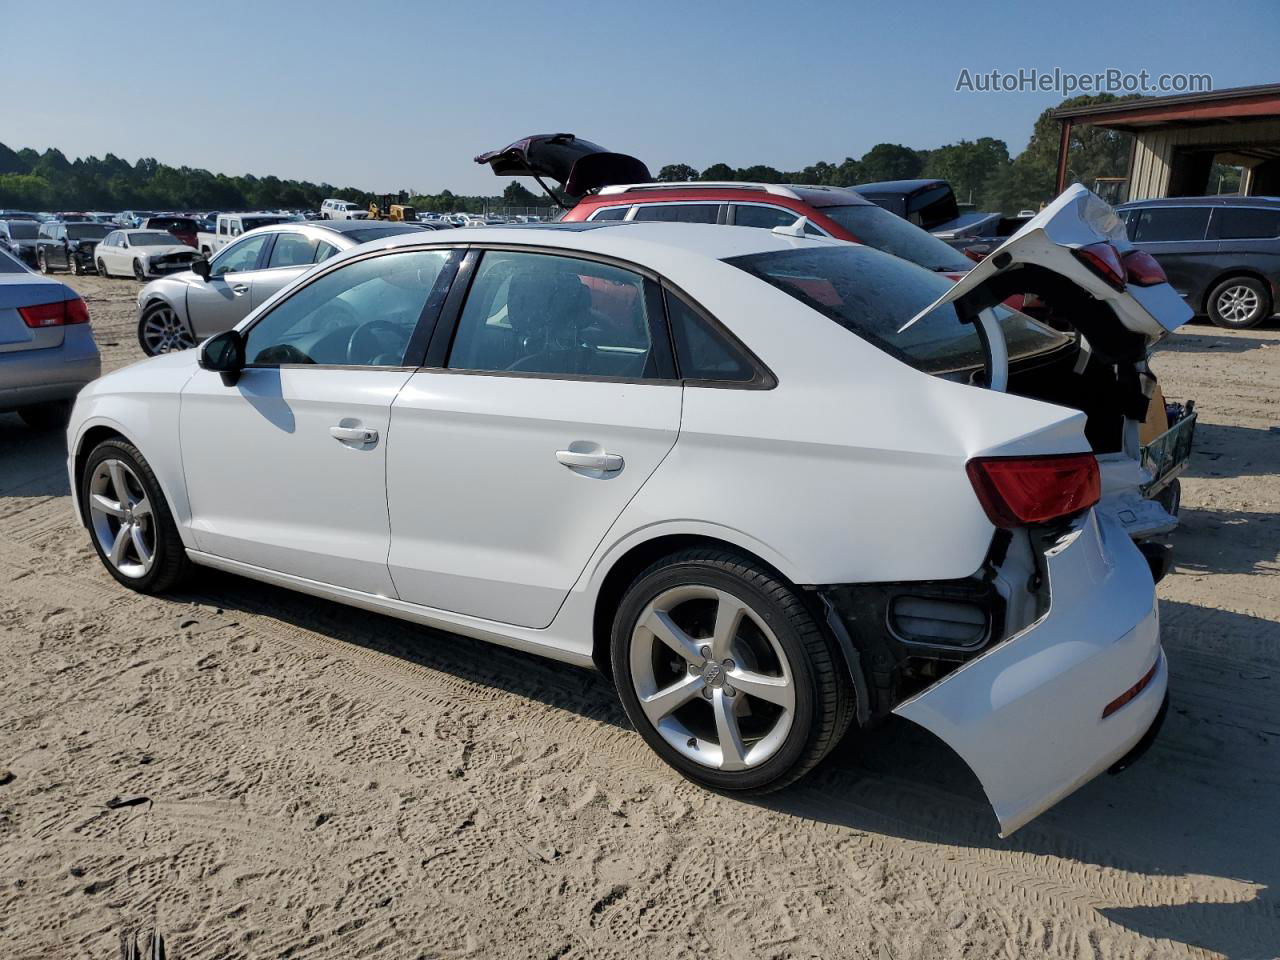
{"left": 1, "top": 95, "right": 1135, "bottom": 216}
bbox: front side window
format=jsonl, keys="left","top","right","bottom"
{"left": 210, "top": 234, "right": 270, "bottom": 277}
{"left": 726, "top": 245, "right": 1069, "bottom": 376}
{"left": 632, "top": 203, "right": 718, "bottom": 224}
{"left": 244, "top": 249, "right": 452, "bottom": 367}
{"left": 448, "top": 251, "right": 660, "bottom": 379}
{"left": 1211, "top": 207, "right": 1280, "bottom": 240}
{"left": 1131, "top": 207, "right": 1210, "bottom": 242}
{"left": 267, "top": 232, "right": 319, "bottom": 268}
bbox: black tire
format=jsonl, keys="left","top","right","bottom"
{"left": 17, "top": 400, "right": 72, "bottom": 430}
{"left": 133, "top": 259, "right": 146, "bottom": 282}
{"left": 96, "top": 258, "right": 108, "bottom": 277}
{"left": 1207, "top": 275, "right": 1271, "bottom": 329}
{"left": 81, "top": 438, "right": 190, "bottom": 593}
{"left": 69, "top": 255, "right": 81, "bottom": 276}
{"left": 611, "top": 548, "right": 854, "bottom": 795}
{"left": 37, "top": 250, "right": 49, "bottom": 274}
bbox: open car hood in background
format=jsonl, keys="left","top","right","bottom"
{"left": 903, "top": 184, "right": 1192, "bottom": 358}
{"left": 475, "top": 134, "right": 652, "bottom": 200}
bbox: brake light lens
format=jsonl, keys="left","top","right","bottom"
{"left": 1071, "top": 241, "right": 1126, "bottom": 291}
{"left": 1122, "top": 249, "right": 1167, "bottom": 287}
{"left": 18, "top": 296, "right": 90, "bottom": 328}
{"left": 966, "top": 453, "right": 1101, "bottom": 528}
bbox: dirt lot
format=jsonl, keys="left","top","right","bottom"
{"left": 1, "top": 273, "right": 1277, "bottom": 959}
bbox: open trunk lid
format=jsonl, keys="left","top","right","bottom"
{"left": 475, "top": 134, "right": 652, "bottom": 203}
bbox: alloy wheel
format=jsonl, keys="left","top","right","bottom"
{"left": 1216, "top": 284, "right": 1261, "bottom": 324}
{"left": 141, "top": 306, "right": 196, "bottom": 354}
{"left": 629, "top": 585, "right": 795, "bottom": 771}
{"left": 87, "top": 459, "right": 155, "bottom": 579}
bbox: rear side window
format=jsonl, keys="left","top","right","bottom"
{"left": 448, "top": 251, "right": 663, "bottom": 380}
{"left": 1130, "top": 207, "right": 1210, "bottom": 242}
{"left": 268, "top": 232, "right": 319, "bottom": 268}
{"left": 733, "top": 205, "right": 799, "bottom": 230}
{"left": 821, "top": 204, "right": 970, "bottom": 272}
{"left": 314, "top": 241, "right": 339, "bottom": 262}
{"left": 588, "top": 206, "right": 629, "bottom": 221}
{"left": 632, "top": 204, "right": 718, "bottom": 224}
{"left": 1211, "top": 207, "right": 1280, "bottom": 240}
{"left": 725, "top": 245, "right": 1069, "bottom": 376}
{"left": 665, "top": 291, "right": 755, "bottom": 382}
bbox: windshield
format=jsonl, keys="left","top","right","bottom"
{"left": 7, "top": 222, "right": 38, "bottom": 239}
{"left": 67, "top": 224, "right": 112, "bottom": 240}
{"left": 821, "top": 205, "right": 970, "bottom": 272}
{"left": 242, "top": 217, "right": 289, "bottom": 231}
{"left": 345, "top": 223, "right": 427, "bottom": 243}
{"left": 130, "top": 232, "right": 178, "bottom": 247}
{"left": 725, "top": 245, "right": 1070, "bottom": 375}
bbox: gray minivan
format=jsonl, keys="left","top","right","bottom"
{"left": 1115, "top": 196, "right": 1280, "bottom": 329}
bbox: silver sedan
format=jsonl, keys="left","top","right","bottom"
{"left": 134, "top": 219, "right": 429, "bottom": 355}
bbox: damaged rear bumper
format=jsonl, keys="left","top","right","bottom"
{"left": 891, "top": 510, "right": 1166, "bottom": 836}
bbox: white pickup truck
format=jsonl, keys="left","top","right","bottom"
{"left": 196, "top": 213, "right": 295, "bottom": 257}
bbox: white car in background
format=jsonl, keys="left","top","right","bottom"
{"left": 320, "top": 199, "right": 369, "bottom": 221}
{"left": 95, "top": 229, "right": 202, "bottom": 281}
{"left": 67, "top": 188, "right": 1183, "bottom": 835}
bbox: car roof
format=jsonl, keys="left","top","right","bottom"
{"left": 1116, "top": 195, "right": 1280, "bottom": 209}
{"left": 851, "top": 179, "right": 949, "bottom": 195}
{"left": 312, "top": 219, "right": 425, "bottom": 236}
{"left": 122, "top": 229, "right": 178, "bottom": 236}
{"left": 585, "top": 182, "right": 871, "bottom": 209}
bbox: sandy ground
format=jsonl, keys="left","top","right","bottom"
{"left": 0, "top": 273, "right": 1277, "bottom": 960}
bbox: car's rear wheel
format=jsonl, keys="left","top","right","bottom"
{"left": 133, "top": 259, "right": 146, "bottom": 282}
{"left": 138, "top": 303, "right": 196, "bottom": 355}
{"left": 1207, "top": 276, "right": 1271, "bottom": 329}
{"left": 17, "top": 400, "right": 72, "bottom": 430}
{"left": 611, "top": 549, "right": 854, "bottom": 794}
{"left": 82, "top": 439, "right": 190, "bottom": 593}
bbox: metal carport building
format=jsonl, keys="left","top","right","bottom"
{"left": 1053, "top": 83, "right": 1280, "bottom": 202}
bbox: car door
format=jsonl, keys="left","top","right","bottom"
{"left": 180, "top": 246, "right": 459, "bottom": 594}
{"left": 250, "top": 231, "right": 325, "bottom": 309}
{"left": 51, "top": 225, "right": 68, "bottom": 269}
{"left": 1127, "top": 205, "right": 1215, "bottom": 305}
{"left": 386, "top": 248, "right": 683, "bottom": 629}
{"left": 185, "top": 232, "right": 275, "bottom": 338}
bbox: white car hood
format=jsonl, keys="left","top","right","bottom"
{"left": 135, "top": 244, "right": 197, "bottom": 258}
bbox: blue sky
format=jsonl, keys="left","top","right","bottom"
{"left": 3, "top": 0, "right": 1276, "bottom": 194}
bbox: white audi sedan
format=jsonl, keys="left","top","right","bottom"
{"left": 67, "top": 187, "right": 1183, "bottom": 834}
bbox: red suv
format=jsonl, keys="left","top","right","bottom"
{"left": 476, "top": 134, "right": 972, "bottom": 276}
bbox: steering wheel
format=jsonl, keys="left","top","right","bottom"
{"left": 347, "top": 320, "right": 408, "bottom": 365}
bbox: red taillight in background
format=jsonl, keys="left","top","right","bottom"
{"left": 1121, "top": 249, "right": 1167, "bottom": 287}
{"left": 1071, "top": 241, "right": 1126, "bottom": 291}
{"left": 966, "top": 453, "right": 1101, "bottom": 528}
{"left": 18, "top": 297, "right": 90, "bottom": 328}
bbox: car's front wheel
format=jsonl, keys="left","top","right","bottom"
{"left": 69, "top": 255, "right": 82, "bottom": 276}
{"left": 138, "top": 302, "right": 196, "bottom": 355}
{"left": 37, "top": 251, "right": 49, "bottom": 274}
{"left": 1207, "top": 276, "right": 1271, "bottom": 329}
{"left": 82, "top": 438, "right": 190, "bottom": 593}
{"left": 611, "top": 549, "right": 854, "bottom": 794}
{"left": 96, "top": 258, "right": 108, "bottom": 277}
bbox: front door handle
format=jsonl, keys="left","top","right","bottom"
{"left": 556, "top": 449, "right": 623, "bottom": 472}
{"left": 231, "top": 284, "right": 249, "bottom": 296}
{"left": 330, "top": 425, "right": 378, "bottom": 444}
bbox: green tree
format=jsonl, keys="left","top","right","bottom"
{"left": 922, "top": 138, "right": 1010, "bottom": 206}
{"left": 657, "top": 163, "right": 699, "bottom": 182}
{"left": 699, "top": 163, "right": 735, "bottom": 181}
{"left": 859, "top": 143, "right": 924, "bottom": 182}
{"left": 502, "top": 181, "right": 537, "bottom": 202}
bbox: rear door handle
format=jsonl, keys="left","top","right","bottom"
{"left": 330, "top": 425, "right": 378, "bottom": 444}
{"left": 556, "top": 449, "right": 623, "bottom": 472}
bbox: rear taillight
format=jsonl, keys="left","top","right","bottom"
{"left": 965, "top": 453, "right": 1100, "bottom": 528}
{"left": 1071, "top": 241, "right": 1126, "bottom": 291}
{"left": 18, "top": 296, "right": 90, "bottom": 328}
{"left": 1122, "top": 249, "right": 1167, "bottom": 287}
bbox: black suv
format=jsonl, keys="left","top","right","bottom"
{"left": 1115, "top": 196, "right": 1280, "bottom": 329}
{"left": 35, "top": 221, "right": 113, "bottom": 276}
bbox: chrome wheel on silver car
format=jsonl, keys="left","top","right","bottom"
{"left": 87, "top": 459, "right": 154, "bottom": 579}
{"left": 612, "top": 550, "right": 853, "bottom": 793}
{"left": 630, "top": 584, "right": 796, "bottom": 771}
{"left": 138, "top": 304, "right": 196, "bottom": 355}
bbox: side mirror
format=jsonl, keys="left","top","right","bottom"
{"left": 191, "top": 258, "right": 211, "bottom": 281}
{"left": 199, "top": 330, "right": 245, "bottom": 386}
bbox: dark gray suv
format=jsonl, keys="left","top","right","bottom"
{"left": 1115, "top": 196, "right": 1280, "bottom": 329}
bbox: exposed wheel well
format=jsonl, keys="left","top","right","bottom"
{"left": 1201, "top": 269, "right": 1274, "bottom": 314}
{"left": 72, "top": 426, "right": 128, "bottom": 523}
{"left": 590, "top": 534, "right": 820, "bottom": 680}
